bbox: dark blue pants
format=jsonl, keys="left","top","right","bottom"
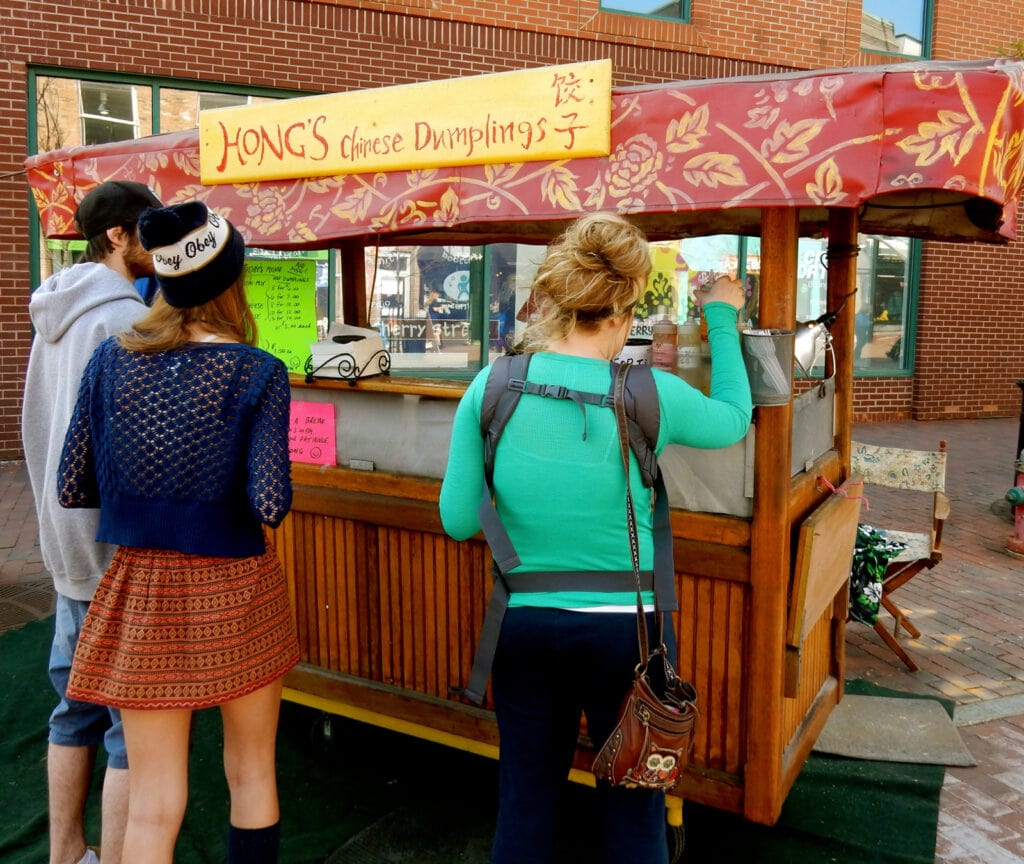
{"left": 491, "top": 607, "right": 670, "bottom": 864}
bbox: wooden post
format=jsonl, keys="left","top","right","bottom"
{"left": 339, "top": 239, "right": 368, "bottom": 328}
{"left": 826, "top": 209, "right": 860, "bottom": 699}
{"left": 828, "top": 209, "right": 859, "bottom": 470}
{"left": 744, "top": 207, "right": 797, "bottom": 824}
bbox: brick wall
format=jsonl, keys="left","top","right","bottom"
{"left": 912, "top": 200, "right": 1024, "bottom": 421}
{"left": 315, "top": 0, "right": 867, "bottom": 67}
{"left": 0, "top": 16, "right": 32, "bottom": 461}
{"left": 2, "top": 0, "right": 1024, "bottom": 456}
{"left": 931, "top": 0, "right": 1018, "bottom": 59}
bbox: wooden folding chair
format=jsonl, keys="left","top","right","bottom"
{"left": 849, "top": 439, "right": 950, "bottom": 671}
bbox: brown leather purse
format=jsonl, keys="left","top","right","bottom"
{"left": 591, "top": 364, "right": 699, "bottom": 792}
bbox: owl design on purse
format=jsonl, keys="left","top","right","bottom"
{"left": 633, "top": 749, "right": 680, "bottom": 787}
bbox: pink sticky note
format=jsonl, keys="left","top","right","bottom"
{"left": 289, "top": 401, "right": 336, "bottom": 466}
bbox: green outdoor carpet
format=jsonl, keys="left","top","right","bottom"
{"left": 0, "top": 617, "right": 408, "bottom": 864}
{"left": 0, "top": 617, "right": 942, "bottom": 863}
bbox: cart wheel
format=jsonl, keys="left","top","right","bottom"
{"left": 666, "top": 820, "right": 685, "bottom": 863}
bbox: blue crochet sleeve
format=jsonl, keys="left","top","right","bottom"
{"left": 247, "top": 357, "right": 293, "bottom": 526}
{"left": 57, "top": 344, "right": 104, "bottom": 509}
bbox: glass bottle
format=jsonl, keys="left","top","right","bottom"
{"left": 651, "top": 305, "right": 678, "bottom": 371}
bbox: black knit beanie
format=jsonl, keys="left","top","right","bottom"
{"left": 137, "top": 201, "right": 245, "bottom": 308}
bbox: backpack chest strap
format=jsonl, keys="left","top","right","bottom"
{"left": 510, "top": 376, "right": 613, "bottom": 407}
{"left": 509, "top": 377, "right": 612, "bottom": 441}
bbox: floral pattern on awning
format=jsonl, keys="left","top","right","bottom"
{"left": 25, "top": 59, "right": 1024, "bottom": 248}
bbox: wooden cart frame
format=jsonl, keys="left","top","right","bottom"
{"left": 26, "top": 58, "right": 1024, "bottom": 829}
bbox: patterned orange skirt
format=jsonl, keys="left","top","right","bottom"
{"left": 67, "top": 541, "right": 300, "bottom": 710}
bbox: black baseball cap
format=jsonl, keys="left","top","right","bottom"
{"left": 74, "top": 180, "right": 163, "bottom": 239}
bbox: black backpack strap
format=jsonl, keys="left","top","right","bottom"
{"left": 481, "top": 353, "right": 530, "bottom": 484}
{"left": 607, "top": 363, "right": 674, "bottom": 612}
{"left": 463, "top": 354, "right": 676, "bottom": 704}
{"left": 614, "top": 361, "right": 661, "bottom": 489}
{"left": 477, "top": 353, "right": 530, "bottom": 575}
{"left": 461, "top": 562, "right": 509, "bottom": 705}
{"left": 651, "top": 470, "right": 677, "bottom": 613}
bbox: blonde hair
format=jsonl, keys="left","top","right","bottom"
{"left": 517, "top": 213, "right": 651, "bottom": 352}
{"left": 117, "top": 275, "right": 259, "bottom": 353}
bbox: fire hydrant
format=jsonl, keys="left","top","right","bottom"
{"left": 1007, "top": 449, "right": 1024, "bottom": 558}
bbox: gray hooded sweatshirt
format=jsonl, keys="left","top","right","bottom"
{"left": 22, "top": 262, "right": 146, "bottom": 601}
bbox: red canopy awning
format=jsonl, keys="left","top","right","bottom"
{"left": 25, "top": 58, "right": 1024, "bottom": 248}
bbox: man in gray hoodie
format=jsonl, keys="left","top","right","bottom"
{"left": 23, "top": 180, "right": 161, "bottom": 864}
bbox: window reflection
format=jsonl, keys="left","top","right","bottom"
{"left": 600, "top": 1, "right": 685, "bottom": 19}
{"left": 31, "top": 72, "right": 290, "bottom": 292}
{"left": 639, "top": 233, "right": 912, "bottom": 376}
{"left": 861, "top": 0, "right": 928, "bottom": 56}
{"left": 159, "top": 89, "right": 278, "bottom": 134}
{"left": 79, "top": 81, "right": 140, "bottom": 144}
{"left": 364, "top": 244, "right": 543, "bottom": 374}
{"left": 854, "top": 236, "right": 910, "bottom": 369}
{"left": 36, "top": 77, "right": 152, "bottom": 152}
{"left": 34, "top": 76, "right": 283, "bottom": 153}
{"left": 792, "top": 234, "right": 911, "bottom": 373}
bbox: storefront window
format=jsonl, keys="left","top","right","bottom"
{"left": 364, "top": 243, "right": 542, "bottom": 376}
{"left": 159, "top": 89, "right": 279, "bottom": 134}
{"left": 860, "top": 0, "right": 931, "bottom": 57}
{"left": 29, "top": 69, "right": 300, "bottom": 293}
{"left": 791, "top": 234, "right": 915, "bottom": 375}
{"left": 600, "top": 0, "right": 687, "bottom": 20}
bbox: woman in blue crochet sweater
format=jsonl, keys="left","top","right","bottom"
{"left": 440, "top": 213, "right": 751, "bottom": 864}
{"left": 58, "top": 201, "right": 298, "bottom": 864}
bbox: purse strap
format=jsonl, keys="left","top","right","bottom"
{"left": 612, "top": 362, "right": 657, "bottom": 675}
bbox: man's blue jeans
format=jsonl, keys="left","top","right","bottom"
{"left": 48, "top": 593, "right": 126, "bottom": 768}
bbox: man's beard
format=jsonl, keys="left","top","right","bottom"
{"left": 123, "top": 236, "right": 155, "bottom": 280}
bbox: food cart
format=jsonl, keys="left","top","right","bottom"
{"left": 26, "top": 58, "right": 1024, "bottom": 843}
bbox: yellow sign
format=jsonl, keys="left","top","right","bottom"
{"left": 199, "top": 60, "right": 611, "bottom": 184}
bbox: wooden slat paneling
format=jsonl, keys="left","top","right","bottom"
{"left": 782, "top": 604, "right": 839, "bottom": 742}
{"left": 675, "top": 571, "right": 748, "bottom": 776}
{"left": 278, "top": 487, "right": 753, "bottom": 803}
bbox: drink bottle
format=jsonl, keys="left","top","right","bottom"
{"left": 651, "top": 305, "right": 678, "bottom": 371}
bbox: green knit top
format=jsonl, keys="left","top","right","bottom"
{"left": 439, "top": 302, "right": 752, "bottom": 610}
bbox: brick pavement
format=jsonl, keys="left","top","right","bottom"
{"left": 0, "top": 461, "right": 50, "bottom": 633}
{"left": 844, "top": 417, "right": 1024, "bottom": 864}
{"left": 845, "top": 417, "right": 1024, "bottom": 706}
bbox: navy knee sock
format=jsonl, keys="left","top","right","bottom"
{"left": 227, "top": 821, "right": 280, "bottom": 864}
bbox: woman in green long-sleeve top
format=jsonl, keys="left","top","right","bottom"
{"left": 439, "top": 212, "right": 752, "bottom": 864}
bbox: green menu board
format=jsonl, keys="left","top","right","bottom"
{"left": 245, "top": 259, "right": 318, "bottom": 373}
